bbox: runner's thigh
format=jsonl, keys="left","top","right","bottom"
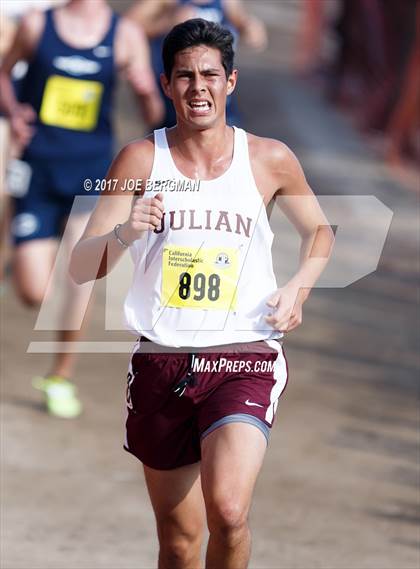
{"left": 143, "top": 462, "right": 206, "bottom": 536}
{"left": 13, "top": 238, "right": 58, "bottom": 303}
{"left": 200, "top": 422, "right": 267, "bottom": 518}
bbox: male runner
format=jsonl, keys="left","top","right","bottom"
{"left": 0, "top": 0, "right": 163, "bottom": 417}
{"left": 71, "top": 18, "right": 333, "bottom": 569}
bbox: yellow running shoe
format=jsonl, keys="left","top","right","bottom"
{"left": 32, "top": 375, "right": 82, "bottom": 418}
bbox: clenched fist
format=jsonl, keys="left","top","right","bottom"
{"left": 118, "top": 193, "right": 165, "bottom": 245}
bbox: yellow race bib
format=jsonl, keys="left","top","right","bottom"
{"left": 162, "top": 245, "right": 238, "bottom": 311}
{"left": 40, "top": 75, "right": 103, "bottom": 131}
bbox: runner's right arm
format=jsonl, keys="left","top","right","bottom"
{"left": 0, "top": 11, "right": 43, "bottom": 147}
{"left": 222, "top": 0, "right": 268, "bottom": 51}
{"left": 70, "top": 139, "right": 163, "bottom": 284}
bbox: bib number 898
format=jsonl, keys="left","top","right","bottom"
{"left": 179, "top": 272, "right": 220, "bottom": 302}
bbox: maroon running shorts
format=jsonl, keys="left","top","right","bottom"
{"left": 124, "top": 337, "right": 288, "bottom": 470}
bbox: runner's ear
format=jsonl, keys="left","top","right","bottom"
{"left": 160, "top": 72, "right": 172, "bottom": 99}
{"left": 226, "top": 70, "right": 238, "bottom": 96}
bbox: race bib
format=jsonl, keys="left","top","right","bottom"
{"left": 40, "top": 75, "right": 103, "bottom": 131}
{"left": 161, "top": 245, "right": 238, "bottom": 310}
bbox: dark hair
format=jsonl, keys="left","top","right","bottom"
{"left": 162, "top": 18, "right": 235, "bottom": 79}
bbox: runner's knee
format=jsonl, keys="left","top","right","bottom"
{"left": 158, "top": 522, "right": 202, "bottom": 566}
{"left": 159, "top": 536, "right": 200, "bottom": 566}
{"left": 207, "top": 499, "right": 249, "bottom": 542}
{"left": 13, "top": 266, "right": 49, "bottom": 307}
{"left": 16, "top": 287, "right": 44, "bottom": 308}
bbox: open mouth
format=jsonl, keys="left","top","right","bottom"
{"left": 188, "top": 99, "right": 212, "bottom": 114}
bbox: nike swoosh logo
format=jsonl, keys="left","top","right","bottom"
{"left": 245, "top": 399, "right": 264, "bottom": 408}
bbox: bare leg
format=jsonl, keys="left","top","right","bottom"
{"left": 13, "top": 238, "right": 58, "bottom": 306}
{"left": 143, "top": 462, "right": 205, "bottom": 569}
{"left": 386, "top": 45, "right": 420, "bottom": 166}
{"left": 294, "top": 0, "right": 325, "bottom": 73}
{"left": 13, "top": 212, "right": 92, "bottom": 379}
{"left": 52, "top": 212, "right": 93, "bottom": 378}
{"left": 200, "top": 423, "right": 267, "bottom": 569}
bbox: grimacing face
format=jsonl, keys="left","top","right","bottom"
{"left": 161, "top": 44, "right": 237, "bottom": 129}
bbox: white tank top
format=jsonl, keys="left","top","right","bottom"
{"left": 124, "top": 127, "right": 282, "bottom": 347}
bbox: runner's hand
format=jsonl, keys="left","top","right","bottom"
{"left": 10, "top": 103, "right": 36, "bottom": 148}
{"left": 241, "top": 16, "right": 268, "bottom": 52}
{"left": 265, "top": 285, "right": 304, "bottom": 332}
{"left": 121, "top": 193, "right": 165, "bottom": 243}
{"left": 173, "top": 5, "right": 196, "bottom": 25}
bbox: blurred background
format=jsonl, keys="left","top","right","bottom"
{"left": 1, "top": 1, "right": 419, "bottom": 568}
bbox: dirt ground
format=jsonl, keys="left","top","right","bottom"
{"left": 1, "top": 2, "right": 419, "bottom": 568}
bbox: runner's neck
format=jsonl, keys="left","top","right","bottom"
{"left": 167, "top": 124, "right": 235, "bottom": 179}
{"left": 66, "top": 0, "right": 107, "bottom": 15}
{"left": 54, "top": 0, "right": 111, "bottom": 50}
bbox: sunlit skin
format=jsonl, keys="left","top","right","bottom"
{"left": 159, "top": 46, "right": 239, "bottom": 182}
{"left": 161, "top": 45, "right": 237, "bottom": 131}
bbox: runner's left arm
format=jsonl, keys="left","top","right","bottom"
{"left": 263, "top": 141, "right": 334, "bottom": 332}
{"left": 115, "top": 18, "right": 164, "bottom": 127}
{"left": 125, "top": 0, "right": 180, "bottom": 39}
